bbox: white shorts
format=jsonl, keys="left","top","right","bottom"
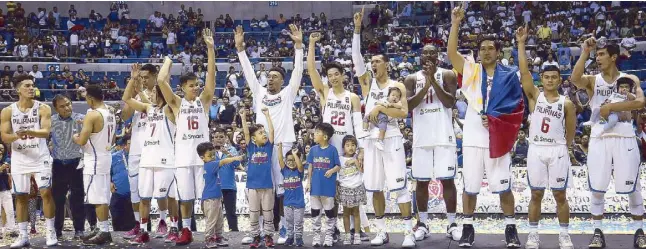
{"left": 411, "top": 146, "right": 457, "bottom": 181}
{"left": 139, "top": 167, "right": 177, "bottom": 199}
{"left": 271, "top": 142, "right": 292, "bottom": 196}
{"left": 527, "top": 144, "right": 572, "bottom": 190}
{"left": 587, "top": 136, "right": 641, "bottom": 194}
{"left": 330, "top": 133, "right": 345, "bottom": 156}
{"left": 175, "top": 165, "right": 204, "bottom": 202}
{"left": 462, "top": 147, "right": 512, "bottom": 195}
{"left": 310, "top": 196, "right": 335, "bottom": 211}
{"left": 11, "top": 169, "right": 52, "bottom": 195}
{"left": 363, "top": 136, "right": 407, "bottom": 192}
{"left": 127, "top": 155, "right": 141, "bottom": 203}
{"left": 83, "top": 174, "right": 111, "bottom": 205}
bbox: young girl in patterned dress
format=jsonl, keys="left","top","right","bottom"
{"left": 336, "top": 135, "right": 367, "bottom": 245}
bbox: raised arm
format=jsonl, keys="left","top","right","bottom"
{"left": 307, "top": 32, "right": 328, "bottom": 102}
{"left": 571, "top": 37, "right": 596, "bottom": 92}
{"left": 200, "top": 28, "right": 216, "bottom": 105}
{"left": 405, "top": 74, "right": 425, "bottom": 110}
{"left": 218, "top": 155, "right": 244, "bottom": 166}
{"left": 0, "top": 107, "right": 19, "bottom": 143}
{"left": 352, "top": 8, "right": 371, "bottom": 98}
{"left": 157, "top": 57, "right": 181, "bottom": 111}
{"left": 292, "top": 148, "right": 304, "bottom": 173}
{"left": 261, "top": 107, "right": 274, "bottom": 144}
{"left": 123, "top": 74, "right": 151, "bottom": 113}
{"left": 278, "top": 143, "right": 285, "bottom": 169}
{"left": 448, "top": 4, "right": 466, "bottom": 74}
{"left": 240, "top": 109, "right": 250, "bottom": 145}
{"left": 516, "top": 24, "right": 539, "bottom": 103}
{"left": 286, "top": 24, "right": 304, "bottom": 97}
{"left": 235, "top": 26, "right": 262, "bottom": 94}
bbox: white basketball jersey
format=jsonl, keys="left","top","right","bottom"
{"left": 589, "top": 72, "right": 634, "bottom": 138}
{"left": 140, "top": 106, "right": 176, "bottom": 168}
{"left": 82, "top": 107, "right": 115, "bottom": 175}
{"left": 129, "top": 110, "right": 147, "bottom": 156}
{"left": 364, "top": 79, "right": 402, "bottom": 139}
{"left": 175, "top": 98, "right": 209, "bottom": 167}
{"left": 10, "top": 101, "right": 51, "bottom": 174}
{"left": 323, "top": 89, "right": 354, "bottom": 139}
{"left": 529, "top": 93, "right": 566, "bottom": 146}
{"left": 412, "top": 69, "right": 456, "bottom": 147}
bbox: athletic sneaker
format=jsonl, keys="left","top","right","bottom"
{"left": 312, "top": 234, "right": 322, "bottom": 247}
{"left": 504, "top": 224, "right": 521, "bottom": 248}
{"left": 360, "top": 230, "right": 370, "bottom": 241}
{"left": 634, "top": 229, "right": 646, "bottom": 248}
{"left": 165, "top": 227, "right": 179, "bottom": 243}
{"left": 402, "top": 231, "right": 416, "bottom": 248}
{"left": 525, "top": 232, "right": 539, "bottom": 249}
{"left": 215, "top": 236, "right": 229, "bottom": 246}
{"left": 370, "top": 232, "right": 389, "bottom": 246}
{"left": 323, "top": 234, "right": 334, "bottom": 247}
{"left": 447, "top": 223, "right": 462, "bottom": 241}
{"left": 413, "top": 222, "right": 429, "bottom": 241}
{"left": 588, "top": 228, "right": 606, "bottom": 248}
{"left": 249, "top": 236, "right": 262, "bottom": 248}
{"left": 205, "top": 236, "right": 218, "bottom": 248}
{"left": 277, "top": 227, "right": 287, "bottom": 245}
{"left": 559, "top": 233, "right": 574, "bottom": 249}
{"left": 459, "top": 224, "right": 475, "bottom": 247}
{"left": 81, "top": 227, "right": 100, "bottom": 241}
{"left": 333, "top": 226, "right": 340, "bottom": 243}
{"left": 241, "top": 235, "right": 254, "bottom": 244}
{"left": 46, "top": 228, "right": 58, "bottom": 246}
{"left": 10, "top": 236, "right": 29, "bottom": 249}
{"left": 175, "top": 227, "right": 193, "bottom": 246}
{"left": 129, "top": 230, "right": 150, "bottom": 245}
{"left": 155, "top": 219, "right": 168, "bottom": 238}
{"left": 295, "top": 237, "right": 304, "bottom": 247}
{"left": 123, "top": 222, "right": 140, "bottom": 239}
{"left": 82, "top": 232, "right": 112, "bottom": 245}
{"left": 353, "top": 232, "right": 362, "bottom": 245}
{"left": 264, "top": 235, "right": 275, "bottom": 248}
{"left": 285, "top": 237, "right": 294, "bottom": 246}
{"left": 344, "top": 233, "right": 352, "bottom": 245}
{"left": 73, "top": 231, "right": 84, "bottom": 240}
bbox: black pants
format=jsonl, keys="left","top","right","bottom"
{"left": 109, "top": 193, "right": 136, "bottom": 231}
{"left": 221, "top": 189, "right": 238, "bottom": 231}
{"left": 85, "top": 204, "right": 97, "bottom": 228}
{"left": 51, "top": 158, "right": 85, "bottom": 234}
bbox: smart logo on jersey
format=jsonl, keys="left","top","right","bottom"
{"left": 182, "top": 134, "right": 205, "bottom": 140}
{"left": 419, "top": 108, "right": 442, "bottom": 115}
{"left": 144, "top": 140, "right": 160, "bottom": 146}
{"left": 534, "top": 135, "right": 555, "bottom": 143}
{"left": 262, "top": 95, "right": 282, "bottom": 107}
{"left": 16, "top": 143, "right": 39, "bottom": 150}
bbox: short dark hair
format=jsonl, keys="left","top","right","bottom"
{"left": 315, "top": 123, "right": 335, "bottom": 141}
{"left": 269, "top": 67, "right": 285, "bottom": 79}
{"left": 248, "top": 124, "right": 264, "bottom": 137}
{"left": 141, "top": 64, "right": 158, "bottom": 75}
{"left": 373, "top": 53, "right": 390, "bottom": 63}
{"left": 603, "top": 44, "right": 620, "bottom": 58}
{"left": 617, "top": 77, "right": 635, "bottom": 90}
{"left": 85, "top": 85, "right": 104, "bottom": 101}
{"left": 213, "top": 127, "right": 226, "bottom": 135}
{"left": 342, "top": 135, "right": 358, "bottom": 148}
{"left": 541, "top": 65, "right": 561, "bottom": 75}
{"left": 388, "top": 87, "right": 402, "bottom": 97}
{"left": 12, "top": 74, "right": 34, "bottom": 88}
{"left": 196, "top": 142, "right": 215, "bottom": 157}
{"left": 179, "top": 73, "right": 198, "bottom": 86}
{"left": 52, "top": 94, "right": 71, "bottom": 107}
{"left": 324, "top": 62, "right": 345, "bottom": 75}
{"left": 478, "top": 34, "right": 502, "bottom": 51}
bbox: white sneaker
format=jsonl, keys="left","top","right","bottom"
{"left": 46, "top": 229, "right": 58, "bottom": 246}
{"left": 446, "top": 223, "right": 462, "bottom": 241}
{"left": 312, "top": 234, "right": 321, "bottom": 247}
{"left": 559, "top": 233, "right": 574, "bottom": 249}
{"left": 526, "top": 232, "right": 540, "bottom": 249}
{"left": 370, "top": 232, "right": 389, "bottom": 246}
{"left": 375, "top": 140, "right": 385, "bottom": 151}
{"left": 10, "top": 236, "right": 30, "bottom": 249}
{"left": 277, "top": 236, "right": 287, "bottom": 245}
{"left": 402, "top": 232, "right": 416, "bottom": 248}
{"left": 413, "top": 224, "right": 429, "bottom": 241}
{"left": 241, "top": 236, "right": 253, "bottom": 244}
{"left": 323, "top": 234, "right": 334, "bottom": 247}
{"left": 343, "top": 233, "right": 352, "bottom": 245}
{"left": 353, "top": 233, "right": 362, "bottom": 245}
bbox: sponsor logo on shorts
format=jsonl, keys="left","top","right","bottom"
{"left": 449, "top": 136, "right": 453, "bottom": 142}
{"left": 395, "top": 147, "right": 401, "bottom": 151}
{"left": 556, "top": 177, "right": 566, "bottom": 183}
{"left": 626, "top": 181, "right": 635, "bottom": 185}
{"left": 447, "top": 166, "right": 455, "bottom": 171}
{"left": 500, "top": 179, "right": 509, "bottom": 184}
{"left": 161, "top": 158, "right": 167, "bottom": 164}
{"left": 628, "top": 148, "right": 635, "bottom": 151}
{"left": 558, "top": 155, "right": 564, "bottom": 159}
{"left": 159, "top": 188, "right": 167, "bottom": 193}
{"left": 396, "top": 177, "right": 405, "bottom": 183}
{"left": 41, "top": 176, "right": 50, "bottom": 181}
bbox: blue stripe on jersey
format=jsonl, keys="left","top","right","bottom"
{"left": 89, "top": 139, "right": 97, "bottom": 173}
{"left": 165, "top": 117, "right": 174, "bottom": 144}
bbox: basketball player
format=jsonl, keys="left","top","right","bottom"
{"left": 0, "top": 75, "right": 57, "bottom": 248}
{"left": 234, "top": 24, "right": 303, "bottom": 244}
{"left": 156, "top": 28, "right": 217, "bottom": 246}
{"left": 352, "top": 9, "right": 415, "bottom": 248}
{"left": 516, "top": 25, "right": 576, "bottom": 249}
{"left": 448, "top": 5, "right": 521, "bottom": 248}
{"left": 571, "top": 37, "right": 646, "bottom": 248}
{"left": 403, "top": 44, "right": 460, "bottom": 242}
{"left": 73, "top": 85, "right": 116, "bottom": 245}
{"left": 307, "top": 31, "right": 370, "bottom": 242}
{"left": 123, "top": 65, "right": 178, "bottom": 245}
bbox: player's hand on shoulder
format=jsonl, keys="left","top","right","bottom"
{"left": 261, "top": 107, "right": 269, "bottom": 116}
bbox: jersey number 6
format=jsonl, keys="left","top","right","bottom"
{"left": 541, "top": 117, "right": 550, "bottom": 133}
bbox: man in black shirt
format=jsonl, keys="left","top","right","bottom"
{"left": 217, "top": 96, "right": 236, "bottom": 126}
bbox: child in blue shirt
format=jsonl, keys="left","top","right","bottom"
{"left": 197, "top": 142, "right": 244, "bottom": 249}
{"left": 277, "top": 143, "right": 304, "bottom": 247}
{"left": 211, "top": 127, "right": 242, "bottom": 232}
{"left": 305, "top": 123, "right": 341, "bottom": 247}
{"left": 241, "top": 107, "right": 276, "bottom": 248}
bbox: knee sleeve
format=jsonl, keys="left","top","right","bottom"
{"left": 311, "top": 209, "right": 321, "bottom": 217}
{"left": 629, "top": 190, "right": 645, "bottom": 216}
{"left": 395, "top": 189, "right": 412, "bottom": 204}
{"left": 324, "top": 209, "right": 335, "bottom": 219}
{"left": 590, "top": 192, "right": 605, "bottom": 216}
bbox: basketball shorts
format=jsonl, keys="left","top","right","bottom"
{"left": 527, "top": 144, "right": 572, "bottom": 190}
{"left": 127, "top": 155, "right": 141, "bottom": 203}
{"left": 176, "top": 165, "right": 205, "bottom": 202}
{"left": 271, "top": 142, "right": 292, "bottom": 196}
{"left": 83, "top": 174, "right": 111, "bottom": 205}
{"left": 363, "top": 136, "right": 407, "bottom": 192}
{"left": 411, "top": 146, "right": 458, "bottom": 181}
{"left": 587, "top": 136, "right": 641, "bottom": 194}
{"left": 462, "top": 147, "right": 512, "bottom": 195}
{"left": 12, "top": 168, "right": 52, "bottom": 195}
{"left": 139, "top": 167, "right": 177, "bottom": 199}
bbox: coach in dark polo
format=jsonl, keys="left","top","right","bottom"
{"left": 49, "top": 94, "right": 86, "bottom": 239}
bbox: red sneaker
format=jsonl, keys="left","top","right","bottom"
{"left": 164, "top": 227, "right": 179, "bottom": 243}
{"left": 155, "top": 219, "right": 168, "bottom": 238}
{"left": 249, "top": 236, "right": 262, "bottom": 248}
{"left": 123, "top": 222, "right": 140, "bottom": 239}
{"left": 175, "top": 228, "right": 193, "bottom": 246}
{"left": 265, "top": 235, "right": 275, "bottom": 248}
{"left": 129, "top": 230, "right": 149, "bottom": 245}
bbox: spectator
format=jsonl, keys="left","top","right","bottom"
{"left": 0, "top": 36, "right": 7, "bottom": 55}
{"left": 69, "top": 32, "right": 79, "bottom": 57}
{"left": 277, "top": 13, "right": 286, "bottom": 24}
{"left": 1, "top": 66, "right": 10, "bottom": 79}
{"left": 259, "top": 16, "right": 269, "bottom": 30}
{"left": 217, "top": 96, "right": 236, "bottom": 126}
{"left": 620, "top": 31, "right": 637, "bottom": 58}
{"left": 148, "top": 11, "right": 164, "bottom": 30}
{"left": 12, "top": 65, "right": 26, "bottom": 78}
{"left": 52, "top": 6, "right": 60, "bottom": 28}
{"left": 511, "top": 129, "right": 529, "bottom": 165}
{"left": 68, "top": 4, "right": 77, "bottom": 17}
{"left": 226, "top": 66, "right": 240, "bottom": 89}
{"left": 28, "top": 65, "right": 42, "bottom": 79}
{"left": 166, "top": 28, "right": 177, "bottom": 54}
{"left": 224, "top": 14, "right": 234, "bottom": 28}
{"left": 541, "top": 53, "right": 559, "bottom": 70}
{"left": 538, "top": 22, "right": 552, "bottom": 41}
{"left": 573, "top": 134, "right": 589, "bottom": 165}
